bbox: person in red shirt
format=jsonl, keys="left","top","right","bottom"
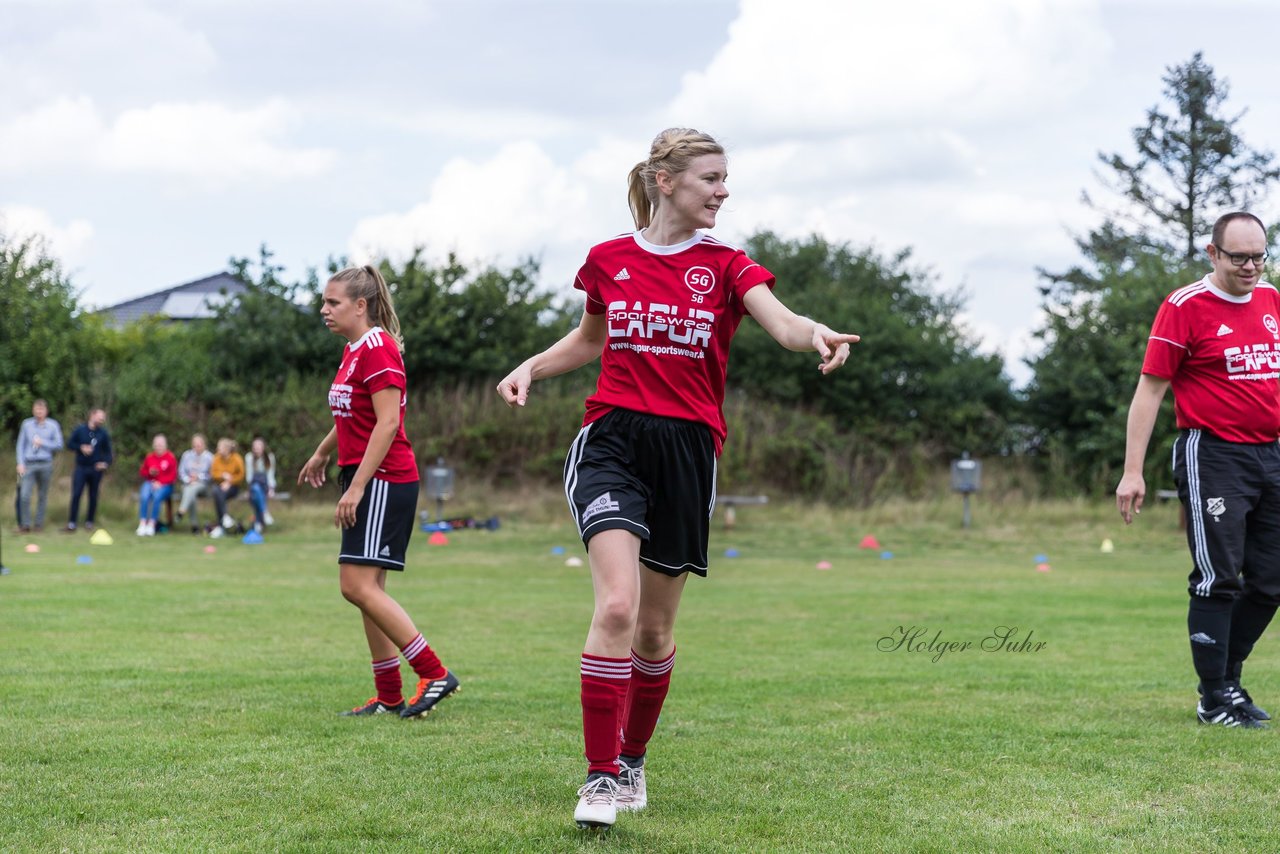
{"left": 1118, "top": 211, "right": 1280, "bottom": 729}
{"left": 497, "top": 128, "right": 860, "bottom": 829}
{"left": 298, "top": 265, "right": 459, "bottom": 720}
{"left": 135, "top": 433, "right": 176, "bottom": 537}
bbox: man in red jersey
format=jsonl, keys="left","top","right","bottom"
{"left": 498, "top": 128, "right": 859, "bottom": 830}
{"left": 1117, "top": 211, "right": 1280, "bottom": 728}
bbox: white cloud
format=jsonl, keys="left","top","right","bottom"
{"left": 0, "top": 1, "right": 218, "bottom": 112}
{"left": 669, "top": 0, "right": 1111, "bottom": 138}
{"left": 348, "top": 139, "right": 637, "bottom": 282}
{"left": 0, "top": 205, "right": 94, "bottom": 265}
{"left": 0, "top": 96, "right": 337, "bottom": 182}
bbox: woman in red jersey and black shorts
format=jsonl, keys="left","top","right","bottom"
{"left": 497, "top": 128, "right": 859, "bottom": 829}
{"left": 299, "top": 265, "right": 459, "bottom": 720}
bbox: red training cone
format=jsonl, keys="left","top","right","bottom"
{"left": 859, "top": 535, "right": 880, "bottom": 550}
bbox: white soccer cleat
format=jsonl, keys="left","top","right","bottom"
{"left": 263, "top": 510, "right": 274, "bottom": 526}
{"left": 616, "top": 759, "right": 647, "bottom": 812}
{"left": 221, "top": 513, "right": 235, "bottom": 529}
{"left": 574, "top": 775, "right": 619, "bottom": 829}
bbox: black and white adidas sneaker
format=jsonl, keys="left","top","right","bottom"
{"left": 400, "top": 670, "right": 461, "bottom": 718}
{"left": 1198, "top": 682, "right": 1271, "bottom": 722}
{"left": 1197, "top": 688, "right": 1268, "bottom": 728}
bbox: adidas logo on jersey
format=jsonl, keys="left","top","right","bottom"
{"left": 582, "top": 492, "right": 621, "bottom": 524}
{"left": 614, "top": 268, "right": 631, "bottom": 281}
{"left": 1218, "top": 324, "right": 1234, "bottom": 336}
{"left": 380, "top": 545, "right": 391, "bottom": 557}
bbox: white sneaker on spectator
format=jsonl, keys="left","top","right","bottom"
{"left": 146, "top": 520, "right": 157, "bottom": 536}
{"left": 135, "top": 521, "right": 147, "bottom": 536}
{"left": 209, "top": 527, "right": 224, "bottom": 539}
{"left": 263, "top": 511, "right": 274, "bottom": 526}
{"left": 221, "top": 513, "right": 235, "bottom": 529}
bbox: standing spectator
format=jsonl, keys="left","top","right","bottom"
{"left": 245, "top": 437, "right": 277, "bottom": 534}
{"left": 298, "top": 264, "right": 459, "bottom": 719}
{"left": 16, "top": 399, "right": 64, "bottom": 533}
{"left": 176, "top": 434, "right": 214, "bottom": 533}
{"left": 497, "top": 128, "right": 857, "bottom": 828}
{"left": 209, "top": 437, "right": 245, "bottom": 535}
{"left": 136, "top": 434, "right": 177, "bottom": 536}
{"left": 63, "top": 407, "right": 113, "bottom": 532}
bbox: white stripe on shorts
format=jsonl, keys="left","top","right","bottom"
{"left": 563, "top": 423, "right": 592, "bottom": 537}
{"left": 1185, "top": 430, "right": 1217, "bottom": 597}
{"left": 363, "top": 479, "right": 388, "bottom": 559}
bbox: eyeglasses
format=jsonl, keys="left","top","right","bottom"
{"left": 1214, "top": 245, "right": 1269, "bottom": 267}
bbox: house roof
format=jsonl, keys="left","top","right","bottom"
{"left": 99, "top": 272, "right": 249, "bottom": 327}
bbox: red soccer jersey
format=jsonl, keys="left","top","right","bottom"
{"left": 1142, "top": 276, "right": 1280, "bottom": 444}
{"left": 138, "top": 451, "right": 177, "bottom": 485}
{"left": 575, "top": 230, "right": 775, "bottom": 454}
{"left": 328, "top": 327, "right": 418, "bottom": 482}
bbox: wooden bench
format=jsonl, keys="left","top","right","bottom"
{"left": 714, "top": 494, "right": 768, "bottom": 530}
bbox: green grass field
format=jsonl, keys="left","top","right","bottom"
{"left": 4, "top": 496, "right": 1280, "bottom": 852}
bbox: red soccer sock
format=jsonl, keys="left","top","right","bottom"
{"left": 581, "top": 653, "right": 631, "bottom": 775}
{"left": 621, "top": 648, "right": 675, "bottom": 758}
{"left": 401, "top": 633, "right": 447, "bottom": 681}
{"left": 371, "top": 656, "right": 403, "bottom": 705}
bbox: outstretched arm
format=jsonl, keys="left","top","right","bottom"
{"left": 497, "top": 311, "right": 607, "bottom": 407}
{"left": 742, "top": 285, "right": 860, "bottom": 375}
{"left": 1116, "top": 374, "right": 1171, "bottom": 524}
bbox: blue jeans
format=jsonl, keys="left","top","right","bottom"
{"left": 250, "top": 482, "right": 269, "bottom": 525}
{"left": 18, "top": 460, "right": 53, "bottom": 528}
{"left": 139, "top": 481, "right": 173, "bottom": 521}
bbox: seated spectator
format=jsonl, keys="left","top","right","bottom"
{"left": 137, "top": 434, "right": 177, "bottom": 536}
{"left": 176, "top": 434, "right": 214, "bottom": 533}
{"left": 210, "top": 437, "right": 245, "bottom": 536}
{"left": 245, "top": 437, "right": 277, "bottom": 533}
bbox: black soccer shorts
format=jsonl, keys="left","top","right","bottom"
{"left": 337, "top": 465, "right": 419, "bottom": 571}
{"left": 563, "top": 407, "right": 717, "bottom": 577}
{"left": 1174, "top": 429, "right": 1280, "bottom": 604}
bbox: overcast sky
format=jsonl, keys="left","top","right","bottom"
{"left": 5, "top": 0, "right": 1280, "bottom": 385}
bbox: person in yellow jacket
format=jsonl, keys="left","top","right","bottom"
{"left": 210, "top": 437, "right": 245, "bottom": 535}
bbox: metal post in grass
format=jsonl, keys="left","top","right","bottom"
{"left": 950, "top": 451, "right": 981, "bottom": 529}
{"left": 425, "top": 457, "right": 454, "bottom": 523}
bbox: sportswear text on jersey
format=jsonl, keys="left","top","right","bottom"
{"left": 574, "top": 230, "right": 776, "bottom": 453}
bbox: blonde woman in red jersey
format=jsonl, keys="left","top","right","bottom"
{"left": 497, "top": 128, "right": 859, "bottom": 829}
{"left": 299, "top": 265, "right": 459, "bottom": 720}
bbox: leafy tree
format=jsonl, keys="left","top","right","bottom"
{"left": 214, "top": 246, "right": 332, "bottom": 384}
{"left": 731, "top": 232, "right": 1015, "bottom": 455}
{"left": 0, "top": 231, "right": 103, "bottom": 432}
{"left": 389, "top": 250, "right": 577, "bottom": 385}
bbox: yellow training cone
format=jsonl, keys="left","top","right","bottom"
{"left": 89, "top": 529, "right": 114, "bottom": 545}
{"left": 1100, "top": 538, "right": 1114, "bottom": 554}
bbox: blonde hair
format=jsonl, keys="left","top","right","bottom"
{"left": 330, "top": 264, "right": 404, "bottom": 351}
{"left": 627, "top": 128, "right": 725, "bottom": 230}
